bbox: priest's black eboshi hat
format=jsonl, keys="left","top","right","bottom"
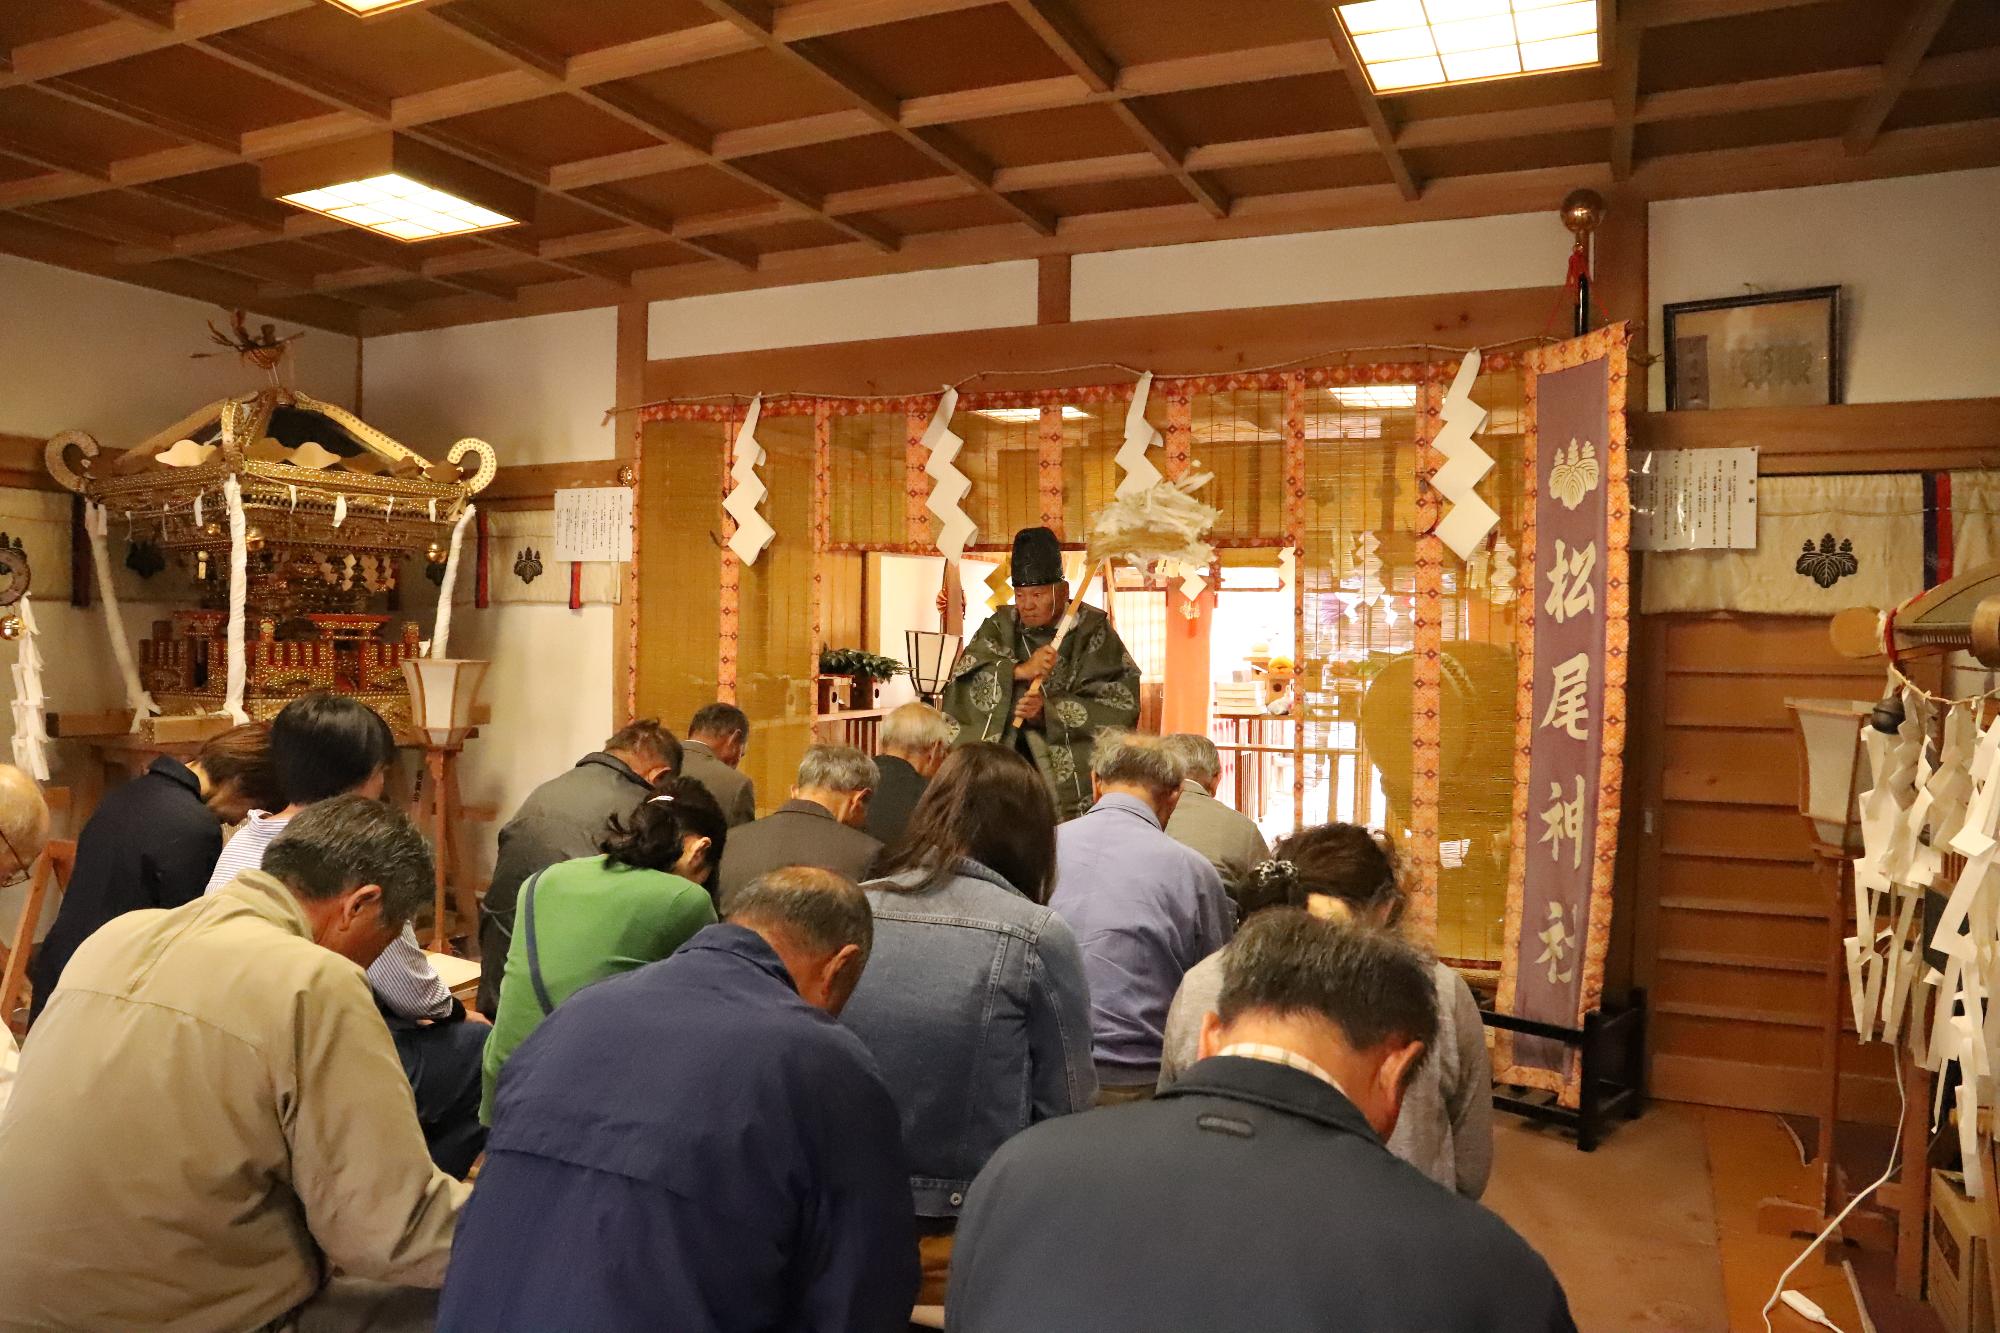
{"left": 1010, "top": 526, "right": 1064, "bottom": 588}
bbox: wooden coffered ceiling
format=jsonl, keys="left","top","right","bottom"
{"left": 0, "top": 0, "right": 1994, "bottom": 335}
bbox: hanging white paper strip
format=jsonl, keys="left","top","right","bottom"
{"left": 1431, "top": 350, "right": 1500, "bottom": 560}
{"left": 9, "top": 594, "right": 48, "bottom": 781}
{"left": 431, "top": 503, "right": 476, "bottom": 659}
{"left": 1115, "top": 372, "right": 1165, "bottom": 499}
{"left": 921, "top": 387, "right": 976, "bottom": 560}
{"left": 1277, "top": 546, "right": 1296, "bottom": 597}
{"left": 84, "top": 501, "right": 159, "bottom": 731}
{"left": 222, "top": 475, "right": 249, "bottom": 724}
{"left": 332, "top": 494, "right": 347, "bottom": 529}
{"left": 723, "top": 394, "right": 775, "bottom": 565}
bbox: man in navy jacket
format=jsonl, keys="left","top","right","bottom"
{"left": 946, "top": 910, "right": 1576, "bottom": 1333}
{"left": 439, "top": 867, "right": 917, "bottom": 1333}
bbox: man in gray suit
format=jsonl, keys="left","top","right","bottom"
{"left": 716, "top": 745, "right": 882, "bottom": 902}
{"left": 1161, "top": 733, "right": 1269, "bottom": 904}
{"left": 683, "top": 702, "right": 757, "bottom": 827}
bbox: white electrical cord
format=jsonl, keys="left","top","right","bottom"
{"left": 1760, "top": 1056, "right": 1906, "bottom": 1333}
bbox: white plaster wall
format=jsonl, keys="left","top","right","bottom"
{"left": 0, "top": 254, "right": 359, "bottom": 443}
{"left": 363, "top": 306, "right": 619, "bottom": 878}
{"left": 364, "top": 306, "right": 618, "bottom": 465}
{"left": 1073, "top": 212, "right": 1567, "bottom": 322}
{"left": 648, "top": 261, "right": 1037, "bottom": 361}
{"left": 1649, "top": 168, "right": 2000, "bottom": 405}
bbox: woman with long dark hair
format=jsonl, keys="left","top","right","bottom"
{"left": 1158, "top": 822, "right": 1494, "bottom": 1198}
{"left": 481, "top": 777, "right": 728, "bottom": 1123}
{"left": 841, "top": 742, "right": 1096, "bottom": 1304}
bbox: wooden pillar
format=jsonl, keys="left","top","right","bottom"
{"left": 1161, "top": 581, "right": 1214, "bottom": 736}
{"left": 1593, "top": 187, "right": 1650, "bottom": 411}
{"left": 1037, "top": 255, "right": 1071, "bottom": 325}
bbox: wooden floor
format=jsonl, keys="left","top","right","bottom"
{"left": 1484, "top": 1102, "right": 1914, "bottom": 1332}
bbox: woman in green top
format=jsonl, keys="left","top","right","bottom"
{"left": 481, "top": 777, "right": 728, "bottom": 1123}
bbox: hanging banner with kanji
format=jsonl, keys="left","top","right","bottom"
{"left": 1496, "top": 322, "right": 1631, "bottom": 1105}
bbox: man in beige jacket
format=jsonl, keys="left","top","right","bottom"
{"left": 0, "top": 794, "right": 467, "bottom": 1332}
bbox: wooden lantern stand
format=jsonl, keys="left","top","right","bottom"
{"left": 411, "top": 741, "right": 478, "bottom": 957}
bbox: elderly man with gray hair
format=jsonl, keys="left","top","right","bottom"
{"left": 866, "top": 701, "right": 953, "bottom": 848}
{"left": 439, "top": 866, "right": 920, "bottom": 1331}
{"left": 1050, "top": 732, "right": 1233, "bottom": 1103}
{"left": 1161, "top": 733, "right": 1271, "bottom": 901}
{"left": 716, "top": 743, "right": 884, "bottom": 901}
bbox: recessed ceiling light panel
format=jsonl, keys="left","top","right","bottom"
{"left": 261, "top": 133, "right": 531, "bottom": 244}
{"left": 318, "top": 0, "right": 437, "bottom": 15}
{"left": 1334, "top": 0, "right": 1602, "bottom": 93}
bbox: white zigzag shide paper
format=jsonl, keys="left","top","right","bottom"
{"left": 1432, "top": 350, "right": 1499, "bottom": 561}
{"left": 922, "top": 387, "right": 975, "bottom": 560}
{"left": 723, "top": 394, "right": 775, "bottom": 565}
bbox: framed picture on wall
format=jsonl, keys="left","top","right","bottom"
{"left": 1663, "top": 285, "right": 1842, "bottom": 411}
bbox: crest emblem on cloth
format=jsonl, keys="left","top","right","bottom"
{"left": 1795, "top": 534, "right": 1859, "bottom": 589}
{"left": 1546, "top": 438, "right": 1600, "bottom": 511}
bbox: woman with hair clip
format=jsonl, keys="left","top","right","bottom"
{"left": 840, "top": 741, "right": 1098, "bottom": 1306}
{"left": 480, "top": 776, "right": 728, "bottom": 1124}
{"left": 1158, "top": 823, "right": 1494, "bottom": 1199}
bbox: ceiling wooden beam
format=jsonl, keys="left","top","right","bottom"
{"left": 82, "top": 39, "right": 2000, "bottom": 276}
{"left": 35, "top": 77, "right": 242, "bottom": 154}
{"left": 422, "top": 5, "right": 900, "bottom": 257}
{"left": 1005, "top": 0, "right": 1229, "bottom": 218}
{"left": 73, "top": 0, "right": 177, "bottom": 34}
{"left": 1318, "top": 10, "right": 1421, "bottom": 202}
{"left": 372, "top": 116, "right": 2000, "bottom": 333}
{"left": 693, "top": 0, "right": 1059, "bottom": 235}
{"left": 1642, "top": 0, "right": 1819, "bottom": 23}
{"left": 1610, "top": 0, "right": 1646, "bottom": 181}
{"left": 194, "top": 29, "right": 394, "bottom": 123}
{"left": 1845, "top": 0, "right": 1960, "bottom": 155}
{"left": 0, "top": 0, "right": 313, "bottom": 87}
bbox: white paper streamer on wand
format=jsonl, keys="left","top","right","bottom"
{"left": 193, "top": 491, "right": 204, "bottom": 530}
{"left": 430, "top": 503, "right": 475, "bottom": 659}
{"left": 9, "top": 594, "right": 49, "bottom": 781}
{"left": 83, "top": 501, "right": 159, "bottom": 731}
{"left": 222, "top": 475, "right": 249, "bottom": 724}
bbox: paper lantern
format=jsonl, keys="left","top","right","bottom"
{"left": 403, "top": 657, "right": 489, "bottom": 748}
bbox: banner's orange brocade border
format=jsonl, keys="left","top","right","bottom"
{"left": 906, "top": 408, "right": 932, "bottom": 551}
{"left": 1494, "top": 323, "right": 1631, "bottom": 1109}
{"left": 1283, "top": 375, "right": 1307, "bottom": 821}
{"left": 718, "top": 413, "right": 741, "bottom": 703}
{"left": 811, "top": 405, "right": 831, "bottom": 688}
{"left": 1408, "top": 373, "right": 1445, "bottom": 947}
{"left": 1038, "top": 406, "right": 1064, "bottom": 536}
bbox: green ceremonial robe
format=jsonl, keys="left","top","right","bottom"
{"left": 941, "top": 601, "right": 1141, "bottom": 821}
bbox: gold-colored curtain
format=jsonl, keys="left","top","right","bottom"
{"left": 954, "top": 411, "right": 1041, "bottom": 549}
{"left": 828, "top": 413, "right": 908, "bottom": 549}
{"left": 736, "top": 413, "right": 816, "bottom": 803}
{"left": 637, "top": 418, "right": 722, "bottom": 733}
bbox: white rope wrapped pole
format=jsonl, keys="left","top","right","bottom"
{"left": 430, "top": 503, "right": 476, "bottom": 659}
{"left": 84, "top": 502, "right": 159, "bottom": 732}
{"left": 223, "top": 476, "right": 249, "bottom": 723}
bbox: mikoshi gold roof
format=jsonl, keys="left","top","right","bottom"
{"left": 45, "top": 388, "right": 495, "bottom": 558}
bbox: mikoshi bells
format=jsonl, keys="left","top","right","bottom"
{"left": 1558, "top": 187, "right": 1608, "bottom": 337}
{"left": 1010, "top": 526, "right": 1065, "bottom": 589}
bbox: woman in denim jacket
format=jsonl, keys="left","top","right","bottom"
{"left": 841, "top": 742, "right": 1097, "bottom": 1304}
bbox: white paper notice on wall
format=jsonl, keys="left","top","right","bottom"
{"left": 552, "top": 486, "right": 634, "bottom": 563}
{"left": 1630, "top": 447, "right": 1758, "bottom": 551}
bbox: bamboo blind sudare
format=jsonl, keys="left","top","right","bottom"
{"left": 636, "top": 359, "right": 1526, "bottom": 962}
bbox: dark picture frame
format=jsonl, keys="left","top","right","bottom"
{"left": 1663, "top": 285, "right": 1842, "bottom": 411}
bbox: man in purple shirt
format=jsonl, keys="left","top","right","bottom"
{"left": 1051, "top": 732, "right": 1233, "bottom": 1102}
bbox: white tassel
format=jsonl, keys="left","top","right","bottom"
{"left": 84, "top": 502, "right": 159, "bottom": 730}
{"left": 332, "top": 494, "right": 347, "bottom": 529}
{"left": 222, "top": 475, "right": 249, "bottom": 724}
{"left": 428, "top": 498, "right": 436, "bottom": 523}
{"left": 431, "top": 504, "right": 475, "bottom": 659}
{"left": 194, "top": 492, "right": 204, "bottom": 529}
{"left": 289, "top": 484, "right": 298, "bottom": 512}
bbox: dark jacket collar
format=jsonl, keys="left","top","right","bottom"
{"left": 147, "top": 754, "right": 203, "bottom": 796}
{"left": 875, "top": 753, "right": 919, "bottom": 780}
{"left": 678, "top": 922, "right": 797, "bottom": 995}
{"left": 1158, "top": 1055, "right": 1383, "bottom": 1146}
{"left": 776, "top": 798, "right": 837, "bottom": 822}
{"left": 575, "top": 751, "right": 651, "bottom": 789}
